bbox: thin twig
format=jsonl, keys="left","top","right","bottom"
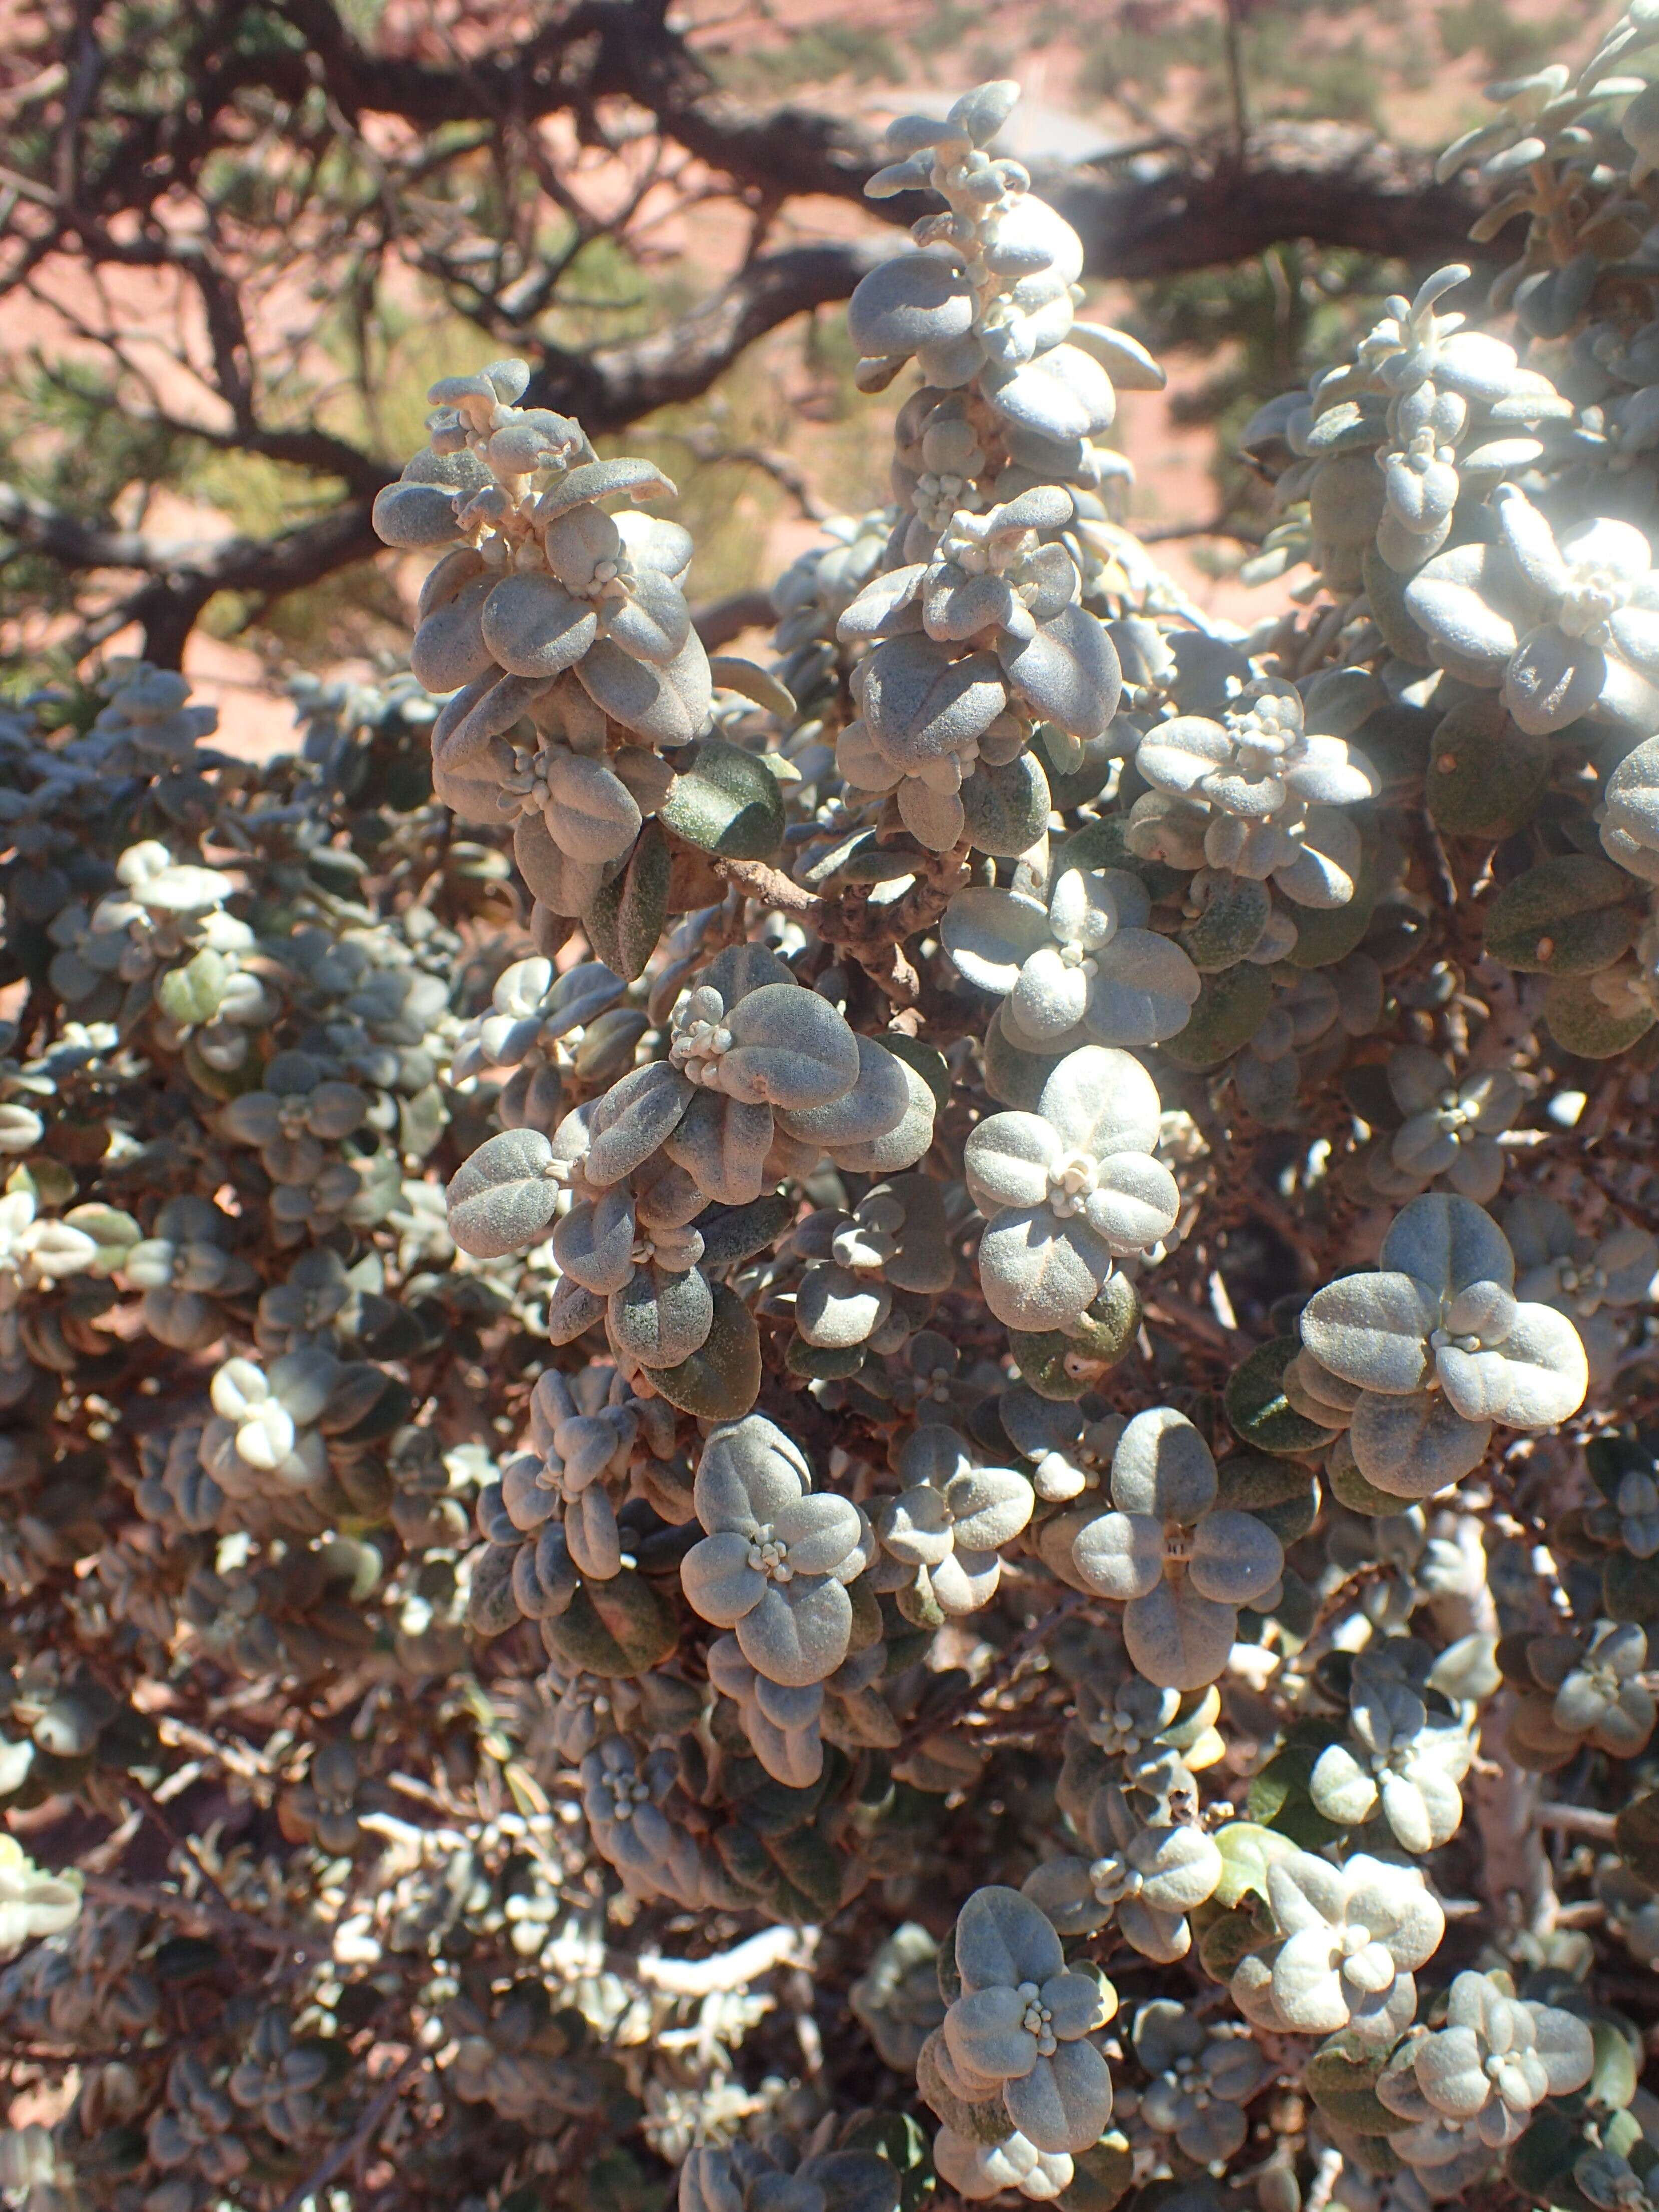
{"left": 1539, "top": 1803, "right": 1618, "bottom": 1841}
{"left": 81, "top": 1874, "right": 327, "bottom": 1963}
{"left": 274, "top": 2045, "right": 426, "bottom": 2212}
{"left": 897, "top": 1592, "right": 1085, "bottom": 1759}
{"left": 665, "top": 426, "right": 831, "bottom": 522}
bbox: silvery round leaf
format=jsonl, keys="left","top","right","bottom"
{"left": 1012, "top": 946, "right": 1091, "bottom": 1041}
{"left": 1002, "top": 2039, "right": 1114, "bottom": 2157}
{"left": 566, "top": 1486, "right": 624, "bottom": 1581}
{"left": 1270, "top": 1932, "right": 1353, "bottom": 2034}
{"left": 1038, "top": 1045, "right": 1162, "bottom": 1159}
{"left": 605, "top": 569, "right": 692, "bottom": 667}
{"left": 1082, "top": 1153, "right": 1179, "bottom": 1255}
{"left": 547, "top": 1277, "right": 605, "bottom": 1344}
{"left": 1310, "top": 1741, "right": 1380, "bottom": 1827}
{"left": 1136, "top": 716, "right": 1230, "bottom": 798}
{"left": 1071, "top": 319, "right": 1164, "bottom": 390}
{"left": 1380, "top": 1767, "right": 1460, "bottom": 1854}
{"left": 1441, "top": 1278, "right": 1518, "bottom": 1340}
{"left": 372, "top": 479, "right": 460, "bottom": 548}
{"left": 586, "top": 1061, "right": 693, "bottom": 1185}
{"left": 897, "top": 775, "right": 966, "bottom": 851}
{"left": 619, "top": 509, "right": 694, "bottom": 579}
{"left": 736, "top": 1575, "right": 852, "bottom": 1688}
{"left": 955, "top": 1885, "right": 1066, "bottom": 1995}
{"left": 1504, "top": 626, "right": 1607, "bottom": 735}
{"left": 535, "top": 458, "right": 673, "bottom": 521}
{"left": 577, "top": 633, "right": 711, "bottom": 747}
{"left": 410, "top": 573, "right": 495, "bottom": 692}
{"left": 694, "top": 1414, "right": 810, "bottom": 1530}
{"left": 838, "top": 565, "right": 927, "bottom": 641}
{"left": 774, "top": 1491, "right": 864, "bottom": 1576}
{"left": 880, "top": 1483, "right": 955, "bottom": 1568}
{"left": 945, "top": 1984, "right": 1040, "bottom": 2084}
{"left": 1273, "top": 807, "right": 1361, "bottom": 909}
{"left": 1528, "top": 2005, "right": 1595, "bottom": 2097}
{"left": 980, "top": 1207, "right": 1111, "bottom": 1331}
{"left": 1070, "top": 1508, "right": 1163, "bottom": 1601}
{"left": 928, "top": 569, "right": 1021, "bottom": 642}
{"left": 928, "top": 1539, "right": 1004, "bottom": 1611}
{"left": 1588, "top": 642, "right": 1659, "bottom": 733}
{"left": 512, "top": 815, "right": 606, "bottom": 914}
{"left": 1403, "top": 543, "right": 1528, "bottom": 684}
{"left": 720, "top": 983, "right": 860, "bottom": 1109}
{"left": 1126, "top": 1579, "right": 1238, "bottom": 1690}
{"left": 1380, "top": 1192, "right": 1515, "bottom": 1301}
{"left": 775, "top": 1034, "right": 908, "bottom": 1144}
{"left": 827, "top": 1051, "right": 938, "bottom": 1174}
{"left": 946, "top": 1467, "right": 1036, "bottom": 1552}
{"left": 847, "top": 253, "right": 976, "bottom": 361}
{"left": 1188, "top": 1509, "right": 1283, "bottom": 1605}
{"left": 1284, "top": 733, "right": 1379, "bottom": 808}
{"left": 1434, "top": 1301, "right": 1587, "bottom": 1427}
{"left": 949, "top": 78, "right": 1022, "bottom": 143}
{"left": 546, "top": 959, "right": 627, "bottom": 1036}
{"left": 1022, "top": 1857, "right": 1110, "bottom": 1937}
{"left": 1349, "top": 1389, "right": 1491, "bottom": 1498}
{"left": 1048, "top": 867, "right": 1118, "bottom": 948}
{"left": 1388, "top": 1046, "right": 1454, "bottom": 1118}
{"left": 1084, "top": 931, "right": 1201, "bottom": 1047}
{"left": 480, "top": 573, "right": 599, "bottom": 680}
{"left": 796, "top": 1262, "right": 890, "bottom": 1349}
{"left": 440, "top": 668, "right": 560, "bottom": 765}
{"left": 447, "top": 1130, "right": 561, "bottom": 1257}
{"left": 541, "top": 750, "right": 643, "bottom": 864}
{"left": 681, "top": 1530, "right": 764, "bottom": 1626}
{"left": 1110, "top": 1407, "right": 1216, "bottom": 1520}
{"left": 983, "top": 344, "right": 1117, "bottom": 442}
{"left": 992, "top": 487, "right": 1077, "bottom": 539}
{"left": 607, "top": 1263, "right": 714, "bottom": 1367}
{"left": 1384, "top": 452, "right": 1458, "bottom": 533}
{"left": 998, "top": 605, "right": 1122, "bottom": 740}
{"left": 897, "top": 1424, "right": 976, "bottom": 1490}
{"left": 1603, "top": 732, "right": 1659, "bottom": 855}
{"left": 433, "top": 747, "right": 511, "bottom": 827}
{"left": 965, "top": 1110, "right": 1060, "bottom": 1212}
{"left": 1131, "top": 1823, "right": 1224, "bottom": 1911}
{"left": 663, "top": 1090, "right": 774, "bottom": 1206}
{"left": 697, "top": 942, "right": 795, "bottom": 1003}
{"left": 861, "top": 636, "right": 1007, "bottom": 762}
{"left": 1299, "top": 1272, "right": 1433, "bottom": 1393}
{"left": 552, "top": 1187, "right": 637, "bottom": 1295}
{"left": 961, "top": 751, "right": 1052, "bottom": 858}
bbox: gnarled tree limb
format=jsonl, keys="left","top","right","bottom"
{"left": 1, "top": 0, "right": 1504, "bottom": 665}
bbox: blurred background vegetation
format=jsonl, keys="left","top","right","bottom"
{"left": 0, "top": 0, "right": 1604, "bottom": 714}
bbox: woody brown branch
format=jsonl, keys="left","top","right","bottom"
{"left": 715, "top": 842, "right": 970, "bottom": 1006}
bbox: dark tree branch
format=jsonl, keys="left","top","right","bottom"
{"left": 4, "top": 244, "right": 884, "bottom": 662}
{"left": 1042, "top": 121, "right": 1493, "bottom": 280}
{"left": 0, "top": 0, "right": 1510, "bottom": 668}
{"left": 0, "top": 483, "right": 214, "bottom": 574}
{"left": 45, "top": 3, "right": 1492, "bottom": 276}
{"left": 536, "top": 240, "right": 889, "bottom": 429}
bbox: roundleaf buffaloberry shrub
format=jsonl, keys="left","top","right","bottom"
{"left": 21, "top": 36, "right": 1659, "bottom": 2212}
